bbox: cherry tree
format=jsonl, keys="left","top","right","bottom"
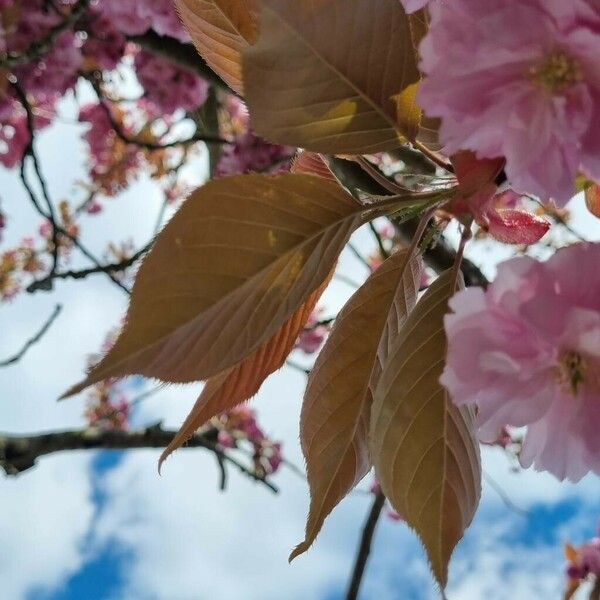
{"left": 1, "top": 0, "right": 600, "bottom": 598}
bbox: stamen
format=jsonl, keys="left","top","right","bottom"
{"left": 557, "top": 350, "right": 586, "bottom": 396}
{"left": 531, "top": 51, "right": 582, "bottom": 93}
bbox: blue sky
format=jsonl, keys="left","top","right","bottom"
{"left": 2, "top": 86, "right": 600, "bottom": 600}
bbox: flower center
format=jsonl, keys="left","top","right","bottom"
{"left": 557, "top": 350, "right": 587, "bottom": 396}
{"left": 532, "top": 51, "right": 582, "bottom": 93}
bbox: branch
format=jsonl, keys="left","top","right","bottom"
{"left": 327, "top": 158, "right": 489, "bottom": 287}
{"left": 0, "top": 425, "right": 278, "bottom": 492}
{"left": 345, "top": 491, "right": 386, "bottom": 600}
{"left": 1, "top": 0, "right": 91, "bottom": 69}
{"left": 26, "top": 242, "right": 151, "bottom": 293}
{"left": 85, "top": 74, "right": 229, "bottom": 149}
{"left": 13, "top": 82, "right": 60, "bottom": 277}
{"left": 0, "top": 304, "right": 62, "bottom": 367}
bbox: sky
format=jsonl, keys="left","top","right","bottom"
{"left": 2, "top": 88, "right": 600, "bottom": 600}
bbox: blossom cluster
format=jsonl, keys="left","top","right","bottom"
{"left": 0, "top": 0, "right": 207, "bottom": 169}
{"left": 294, "top": 308, "right": 331, "bottom": 355}
{"left": 216, "top": 97, "right": 293, "bottom": 177}
{"left": 213, "top": 406, "right": 283, "bottom": 477}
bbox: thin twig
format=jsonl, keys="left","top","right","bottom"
{"left": 285, "top": 359, "right": 311, "bottom": 376}
{"left": 13, "top": 85, "right": 131, "bottom": 295}
{"left": 347, "top": 242, "right": 373, "bottom": 271}
{"left": 87, "top": 75, "right": 228, "bottom": 150}
{"left": 482, "top": 471, "right": 529, "bottom": 518}
{"left": 27, "top": 242, "right": 151, "bottom": 293}
{"left": 346, "top": 491, "right": 386, "bottom": 600}
{"left": 12, "top": 82, "right": 60, "bottom": 276}
{"left": 0, "top": 304, "right": 62, "bottom": 367}
{"left": 368, "top": 221, "right": 391, "bottom": 260}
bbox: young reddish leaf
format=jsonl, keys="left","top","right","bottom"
{"left": 159, "top": 276, "right": 331, "bottom": 471}
{"left": 585, "top": 183, "right": 600, "bottom": 219}
{"left": 243, "top": 0, "right": 422, "bottom": 154}
{"left": 452, "top": 151, "right": 505, "bottom": 197}
{"left": 370, "top": 270, "right": 482, "bottom": 588}
{"left": 291, "top": 152, "right": 336, "bottom": 182}
{"left": 486, "top": 208, "right": 549, "bottom": 244}
{"left": 291, "top": 249, "right": 422, "bottom": 560}
{"left": 64, "top": 174, "right": 366, "bottom": 397}
{"left": 176, "top": 0, "right": 257, "bottom": 94}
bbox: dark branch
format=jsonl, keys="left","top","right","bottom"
{"left": 26, "top": 242, "right": 152, "bottom": 293}
{"left": 327, "top": 157, "right": 489, "bottom": 287}
{"left": 0, "top": 304, "right": 62, "bottom": 367}
{"left": 12, "top": 81, "right": 60, "bottom": 276}
{"left": 345, "top": 491, "right": 386, "bottom": 600}
{"left": 0, "top": 425, "right": 278, "bottom": 492}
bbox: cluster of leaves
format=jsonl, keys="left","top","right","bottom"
{"left": 61, "top": 0, "right": 486, "bottom": 588}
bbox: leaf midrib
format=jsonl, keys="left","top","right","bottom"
{"left": 262, "top": 2, "right": 404, "bottom": 138}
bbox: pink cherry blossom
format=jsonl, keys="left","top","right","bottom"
{"left": 79, "top": 102, "right": 141, "bottom": 194}
{"left": 418, "top": 0, "right": 600, "bottom": 205}
{"left": 15, "top": 30, "right": 80, "bottom": 100}
{"left": 294, "top": 309, "right": 330, "bottom": 355}
{"left": 98, "top": 0, "right": 189, "bottom": 41}
{"left": 81, "top": 9, "right": 126, "bottom": 71}
{"left": 441, "top": 242, "right": 600, "bottom": 481}
{"left": 134, "top": 51, "right": 209, "bottom": 115}
{"left": 216, "top": 129, "right": 293, "bottom": 178}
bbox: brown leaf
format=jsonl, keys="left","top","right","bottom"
{"left": 243, "top": 0, "right": 421, "bottom": 154}
{"left": 290, "top": 249, "right": 422, "bottom": 560}
{"left": 158, "top": 274, "right": 331, "bottom": 471}
{"left": 370, "top": 269, "right": 482, "bottom": 588}
{"left": 176, "top": 0, "right": 257, "bottom": 94}
{"left": 64, "top": 174, "right": 368, "bottom": 397}
{"left": 291, "top": 152, "right": 336, "bottom": 182}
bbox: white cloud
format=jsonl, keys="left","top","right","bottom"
{"left": 0, "top": 454, "right": 95, "bottom": 600}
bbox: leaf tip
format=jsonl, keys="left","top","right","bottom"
{"left": 288, "top": 541, "right": 310, "bottom": 563}
{"left": 58, "top": 380, "right": 87, "bottom": 401}
{"left": 157, "top": 444, "right": 176, "bottom": 475}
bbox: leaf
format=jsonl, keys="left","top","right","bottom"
{"left": 291, "top": 249, "right": 422, "bottom": 560}
{"left": 243, "top": 0, "right": 422, "bottom": 154}
{"left": 176, "top": 0, "right": 257, "bottom": 94}
{"left": 159, "top": 274, "right": 331, "bottom": 471}
{"left": 486, "top": 207, "right": 549, "bottom": 245}
{"left": 451, "top": 151, "right": 505, "bottom": 196}
{"left": 64, "top": 174, "right": 370, "bottom": 397}
{"left": 370, "top": 270, "right": 482, "bottom": 588}
{"left": 291, "top": 152, "right": 336, "bottom": 182}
